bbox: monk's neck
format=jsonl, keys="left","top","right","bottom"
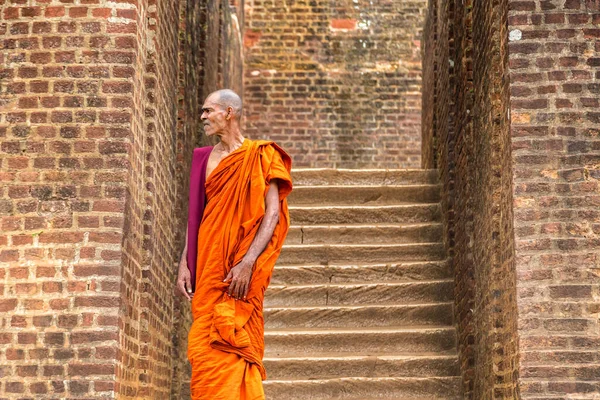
{"left": 218, "top": 134, "right": 245, "bottom": 153}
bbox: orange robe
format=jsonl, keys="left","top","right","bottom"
{"left": 187, "top": 139, "right": 292, "bottom": 400}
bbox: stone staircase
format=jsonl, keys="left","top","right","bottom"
{"left": 263, "top": 169, "right": 462, "bottom": 399}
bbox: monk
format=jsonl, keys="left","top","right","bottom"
{"left": 176, "top": 89, "right": 292, "bottom": 399}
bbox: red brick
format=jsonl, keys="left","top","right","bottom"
{"left": 116, "top": 9, "right": 136, "bottom": 19}
{"left": 17, "top": 365, "right": 38, "bottom": 377}
{"left": 4, "top": 7, "right": 20, "bottom": 19}
{"left": 510, "top": 1, "right": 536, "bottom": 11}
{"left": 107, "top": 23, "right": 137, "bottom": 34}
{"left": 57, "top": 21, "right": 77, "bottom": 33}
{"left": 49, "top": 299, "right": 69, "bottom": 310}
{"left": 6, "top": 348, "right": 25, "bottom": 360}
{"left": 68, "top": 363, "right": 115, "bottom": 376}
{"left": 69, "top": 7, "right": 88, "bottom": 18}
{"left": 74, "top": 296, "right": 119, "bottom": 308}
{"left": 30, "top": 382, "right": 48, "bottom": 394}
{"left": 45, "top": 6, "right": 65, "bottom": 17}
{"left": 92, "top": 8, "right": 112, "bottom": 18}
{"left": 21, "top": 7, "right": 42, "bottom": 17}
{"left": 330, "top": 19, "right": 357, "bottom": 30}
{"left": 0, "top": 299, "right": 18, "bottom": 312}
{"left": 39, "top": 232, "right": 84, "bottom": 244}
{"left": 5, "top": 382, "right": 25, "bottom": 393}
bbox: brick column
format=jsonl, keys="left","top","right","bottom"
{"left": 0, "top": 1, "right": 139, "bottom": 397}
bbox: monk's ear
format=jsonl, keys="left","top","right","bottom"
{"left": 226, "top": 107, "right": 232, "bottom": 120}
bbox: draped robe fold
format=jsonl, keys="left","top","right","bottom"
{"left": 186, "top": 139, "right": 292, "bottom": 400}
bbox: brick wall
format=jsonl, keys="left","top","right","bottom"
{"left": 425, "top": 0, "right": 600, "bottom": 398}
{"left": 0, "top": 1, "right": 139, "bottom": 397}
{"left": 422, "top": 0, "right": 521, "bottom": 398}
{"left": 0, "top": 0, "right": 242, "bottom": 398}
{"left": 508, "top": 0, "right": 600, "bottom": 398}
{"left": 243, "top": 0, "right": 426, "bottom": 168}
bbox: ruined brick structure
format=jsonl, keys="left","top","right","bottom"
{"left": 1, "top": 0, "right": 599, "bottom": 398}
{"left": 242, "top": 0, "right": 426, "bottom": 168}
{"left": 0, "top": 0, "right": 241, "bottom": 398}
{"left": 423, "top": 0, "right": 600, "bottom": 398}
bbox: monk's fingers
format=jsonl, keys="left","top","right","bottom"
{"left": 184, "top": 277, "right": 192, "bottom": 293}
{"left": 224, "top": 270, "right": 234, "bottom": 283}
{"left": 231, "top": 280, "right": 240, "bottom": 299}
{"left": 237, "top": 278, "right": 248, "bottom": 300}
{"left": 243, "top": 282, "right": 250, "bottom": 300}
{"left": 235, "top": 279, "right": 245, "bottom": 299}
{"left": 177, "top": 280, "right": 191, "bottom": 301}
{"left": 239, "top": 281, "right": 247, "bottom": 299}
{"left": 228, "top": 279, "right": 237, "bottom": 297}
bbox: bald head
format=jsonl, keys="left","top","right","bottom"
{"left": 207, "top": 89, "right": 243, "bottom": 119}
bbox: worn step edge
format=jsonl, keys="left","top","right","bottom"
{"left": 264, "top": 355, "right": 460, "bottom": 380}
{"left": 264, "top": 280, "right": 454, "bottom": 307}
{"left": 264, "top": 376, "right": 463, "bottom": 400}
{"left": 264, "top": 328, "right": 458, "bottom": 355}
{"left": 286, "top": 223, "right": 443, "bottom": 245}
{"left": 289, "top": 204, "right": 442, "bottom": 224}
{"left": 289, "top": 185, "right": 441, "bottom": 206}
{"left": 271, "top": 262, "right": 452, "bottom": 285}
{"left": 264, "top": 303, "right": 454, "bottom": 329}
{"left": 268, "top": 279, "right": 454, "bottom": 289}
{"left": 289, "top": 223, "right": 443, "bottom": 229}
{"left": 278, "top": 243, "right": 445, "bottom": 264}
{"left": 291, "top": 169, "right": 439, "bottom": 186}
{"left": 265, "top": 326, "right": 456, "bottom": 334}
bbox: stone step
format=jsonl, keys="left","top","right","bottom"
{"left": 264, "top": 354, "right": 460, "bottom": 380}
{"left": 264, "top": 327, "right": 457, "bottom": 356}
{"left": 289, "top": 204, "right": 441, "bottom": 225}
{"left": 264, "top": 303, "right": 454, "bottom": 329}
{"left": 264, "top": 280, "right": 454, "bottom": 307}
{"left": 288, "top": 185, "right": 441, "bottom": 206}
{"left": 291, "top": 168, "right": 439, "bottom": 186}
{"left": 271, "top": 261, "right": 452, "bottom": 285}
{"left": 286, "top": 223, "right": 443, "bottom": 245}
{"left": 278, "top": 243, "right": 445, "bottom": 265}
{"left": 264, "top": 376, "right": 463, "bottom": 399}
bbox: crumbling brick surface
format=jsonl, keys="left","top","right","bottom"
{"left": 423, "top": 0, "right": 521, "bottom": 398}
{"left": 243, "top": 0, "right": 426, "bottom": 168}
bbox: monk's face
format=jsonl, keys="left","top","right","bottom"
{"left": 201, "top": 95, "right": 230, "bottom": 137}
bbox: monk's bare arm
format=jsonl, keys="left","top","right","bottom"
{"left": 181, "top": 226, "right": 188, "bottom": 260}
{"left": 244, "top": 179, "right": 281, "bottom": 263}
{"left": 225, "top": 179, "right": 280, "bottom": 299}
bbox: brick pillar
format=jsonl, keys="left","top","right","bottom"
{"left": 508, "top": 0, "right": 600, "bottom": 398}
{"left": 0, "top": 1, "right": 139, "bottom": 397}
{"left": 422, "top": 0, "right": 521, "bottom": 398}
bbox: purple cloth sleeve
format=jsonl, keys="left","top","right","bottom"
{"left": 186, "top": 146, "right": 213, "bottom": 292}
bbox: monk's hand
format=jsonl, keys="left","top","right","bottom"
{"left": 224, "top": 259, "right": 254, "bottom": 300}
{"left": 177, "top": 257, "right": 193, "bottom": 301}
